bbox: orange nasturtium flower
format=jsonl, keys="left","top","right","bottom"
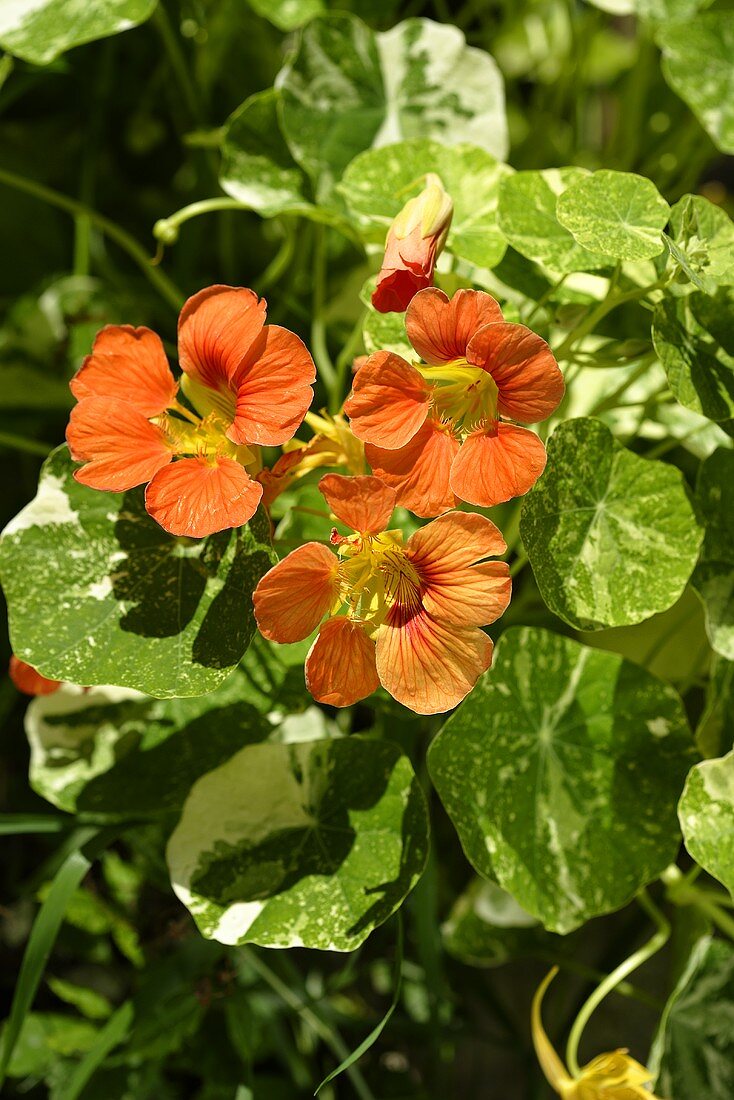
{"left": 372, "top": 174, "right": 453, "bottom": 314}
{"left": 66, "top": 286, "right": 316, "bottom": 538}
{"left": 345, "top": 287, "right": 565, "bottom": 517}
{"left": 253, "top": 473, "right": 511, "bottom": 714}
{"left": 258, "top": 410, "right": 366, "bottom": 509}
{"left": 532, "top": 969, "right": 663, "bottom": 1100}
{"left": 9, "top": 656, "right": 61, "bottom": 696}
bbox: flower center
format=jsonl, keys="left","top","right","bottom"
{"left": 155, "top": 411, "right": 257, "bottom": 471}
{"left": 335, "top": 532, "right": 422, "bottom": 628}
{"left": 416, "top": 358, "right": 498, "bottom": 433}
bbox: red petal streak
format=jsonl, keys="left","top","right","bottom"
{"left": 228, "top": 325, "right": 316, "bottom": 447}
{"left": 67, "top": 396, "right": 172, "bottom": 492}
{"left": 70, "top": 325, "right": 177, "bottom": 417}
{"left": 450, "top": 423, "right": 547, "bottom": 508}
{"left": 319, "top": 474, "right": 396, "bottom": 534}
{"left": 406, "top": 288, "right": 503, "bottom": 365}
{"left": 145, "top": 455, "right": 262, "bottom": 538}
{"left": 344, "top": 351, "right": 430, "bottom": 449}
{"left": 467, "top": 322, "right": 564, "bottom": 422}
{"left": 253, "top": 542, "right": 339, "bottom": 643}
{"left": 376, "top": 609, "right": 493, "bottom": 715}
{"left": 178, "top": 285, "right": 267, "bottom": 392}
{"left": 305, "top": 617, "right": 379, "bottom": 707}
{"left": 9, "top": 656, "right": 61, "bottom": 696}
{"left": 365, "top": 420, "right": 458, "bottom": 519}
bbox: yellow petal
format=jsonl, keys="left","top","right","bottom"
{"left": 531, "top": 968, "right": 577, "bottom": 1097}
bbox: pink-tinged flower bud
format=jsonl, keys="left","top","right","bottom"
{"left": 371, "top": 174, "right": 453, "bottom": 315}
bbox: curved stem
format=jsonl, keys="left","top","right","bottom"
{"left": 154, "top": 197, "right": 249, "bottom": 242}
{"left": 565, "top": 889, "right": 670, "bottom": 1077}
{"left": 554, "top": 277, "right": 666, "bottom": 362}
{"left": 258, "top": 220, "right": 297, "bottom": 291}
{"left": 311, "top": 225, "right": 337, "bottom": 392}
{"left": 152, "top": 3, "right": 202, "bottom": 127}
{"left": 0, "top": 167, "right": 184, "bottom": 311}
{"left": 329, "top": 310, "right": 366, "bottom": 413}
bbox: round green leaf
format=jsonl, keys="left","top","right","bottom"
{"left": 657, "top": 14, "right": 734, "bottom": 156}
{"left": 556, "top": 169, "right": 670, "bottom": 261}
{"left": 246, "top": 0, "right": 324, "bottom": 32}
{"left": 0, "top": 447, "right": 275, "bottom": 698}
{"left": 692, "top": 448, "right": 734, "bottom": 661}
{"left": 341, "top": 139, "right": 511, "bottom": 270}
{"left": 653, "top": 290, "right": 734, "bottom": 421}
{"left": 428, "top": 627, "right": 697, "bottom": 933}
{"left": 679, "top": 751, "right": 734, "bottom": 897}
{"left": 497, "top": 168, "right": 607, "bottom": 274}
{"left": 166, "top": 737, "right": 428, "bottom": 950}
{"left": 0, "top": 0, "right": 157, "bottom": 66}
{"left": 520, "top": 418, "right": 703, "bottom": 630}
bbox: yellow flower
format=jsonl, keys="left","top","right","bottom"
{"left": 532, "top": 969, "right": 663, "bottom": 1100}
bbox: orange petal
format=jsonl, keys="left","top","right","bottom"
{"left": 228, "top": 325, "right": 316, "bottom": 447}
{"left": 406, "top": 288, "right": 503, "bottom": 365}
{"left": 145, "top": 455, "right": 263, "bottom": 538}
{"left": 365, "top": 420, "right": 458, "bottom": 519}
{"left": 253, "top": 542, "right": 339, "bottom": 643}
{"left": 407, "top": 512, "right": 511, "bottom": 626}
{"left": 450, "top": 423, "right": 547, "bottom": 508}
{"left": 376, "top": 609, "right": 493, "bottom": 715}
{"left": 371, "top": 225, "right": 436, "bottom": 314}
{"left": 9, "top": 656, "right": 61, "bottom": 696}
{"left": 305, "top": 616, "right": 380, "bottom": 707}
{"left": 178, "top": 285, "right": 267, "bottom": 392}
{"left": 319, "top": 473, "right": 396, "bottom": 534}
{"left": 344, "top": 351, "right": 430, "bottom": 449}
{"left": 67, "top": 396, "right": 172, "bottom": 492}
{"left": 467, "top": 322, "right": 564, "bottom": 422}
{"left": 70, "top": 325, "right": 178, "bottom": 417}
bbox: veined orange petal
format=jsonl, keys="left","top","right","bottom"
{"left": 406, "top": 288, "right": 503, "bottom": 365}
{"left": 467, "top": 322, "right": 564, "bottom": 422}
{"left": 178, "top": 285, "right": 267, "bottom": 392}
{"left": 407, "top": 512, "right": 511, "bottom": 626}
{"left": 253, "top": 542, "right": 339, "bottom": 644}
{"left": 365, "top": 420, "right": 458, "bottom": 519}
{"left": 67, "top": 396, "right": 173, "bottom": 492}
{"left": 305, "top": 616, "right": 380, "bottom": 707}
{"left": 319, "top": 473, "right": 396, "bottom": 535}
{"left": 145, "top": 455, "right": 262, "bottom": 538}
{"left": 371, "top": 224, "right": 437, "bottom": 314}
{"left": 344, "top": 351, "right": 430, "bottom": 449}
{"left": 228, "top": 325, "right": 316, "bottom": 447}
{"left": 450, "top": 423, "right": 547, "bottom": 508}
{"left": 376, "top": 608, "right": 493, "bottom": 715}
{"left": 9, "top": 656, "right": 61, "bottom": 696}
{"left": 70, "top": 325, "right": 178, "bottom": 417}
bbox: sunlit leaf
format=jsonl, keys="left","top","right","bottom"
{"left": 556, "top": 169, "right": 670, "bottom": 260}
{"left": 0, "top": 0, "right": 157, "bottom": 66}
{"left": 653, "top": 290, "right": 734, "bottom": 421}
{"left": 679, "top": 750, "right": 734, "bottom": 896}
{"left": 657, "top": 14, "right": 734, "bottom": 155}
{"left": 691, "top": 448, "right": 734, "bottom": 661}
{"left": 246, "top": 0, "right": 324, "bottom": 32}
{"left": 661, "top": 194, "right": 734, "bottom": 294}
{"left": 428, "top": 627, "right": 696, "bottom": 933}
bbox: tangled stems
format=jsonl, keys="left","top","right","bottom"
{"left": 565, "top": 889, "right": 670, "bottom": 1077}
{"left": 553, "top": 273, "right": 669, "bottom": 363}
{"left": 663, "top": 865, "right": 734, "bottom": 940}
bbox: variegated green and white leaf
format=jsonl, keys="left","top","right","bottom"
{"left": 679, "top": 750, "right": 734, "bottom": 897}
{"left": 0, "top": 0, "right": 157, "bottom": 65}
{"left": 556, "top": 170, "right": 670, "bottom": 261}
{"left": 657, "top": 14, "right": 734, "bottom": 155}
{"left": 691, "top": 448, "right": 734, "bottom": 661}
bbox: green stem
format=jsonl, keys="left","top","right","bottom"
{"left": 554, "top": 277, "right": 665, "bottom": 362}
{"left": 0, "top": 167, "right": 184, "bottom": 311}
{"left": 565, "top": 889, "right": 670, "bottom": 1077}
{"left": 258, "top": 221, "right": 297, "bottom": 291}
{"left": 525, "top": 274, "right": 568, "bottom": 326}
{"left": 0, "top": 431, "right": 53, "bottom": 457}
{"left": 154, "top": 197, "right": 250, "bottom": 243}
{"left": 329, "top": 310, "right": 365, "bottom": 414}
{"left": 311, "top": 225, "right": 337, "bottom": 392}
{"left": 587, "top": 354, "right": 656, "bottom": 416}
{"left": 663, "top": 865, "right": 734, "bottom": 939}
{"left": 152, "top": 3, "right": 202, "bottom": 126}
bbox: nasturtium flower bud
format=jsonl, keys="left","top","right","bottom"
{"left": 372, "top": 173, "right": 454, "bottom": 315}
{"left": 9, "top": 656, "right": 61, "bottom": 696}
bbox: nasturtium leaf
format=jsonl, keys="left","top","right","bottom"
{"left": 662, "top": 194, "right": 734, "bottom": 294}
{"left": 166, "top": 737, "right": 428, "bottom": 950}
{"left": 0, "top": 0, "right": 157, "bottom": 66}
{"left": 220, "top": 89, "right": 312, "bottom": 218}
{"left": 277, "top": 15, "right": 507, "bottom": 201}
{"left": 442, "top": 878, "right": 551, "bottom": 968}
{"left": 341, "top": 139, "right": 511, "bottom": 270}
{"left": 696, "top": 656, "right": 734, "bottom": 759}
{"left": 0, "top": 447, "right": 275, "bottom": 698}
{"left": 2, "top": 1013, "right": 98, "bottom": 1078}
{"left": 556, "top": 169, "right": 670, "bottom": 261}
{"left": 650, "top": 937, "right": 734, "bottom": 1099}
{"left": 679, "top": 751, "right": 734, "bottom": 897}
{"left": 520, "top": 418, "right": 703, "bottom": 630}
{"left": 361, "top": 294, "right": 414, "bottom": 359}
{"left": 653, "top": 291, "right": 734, "bottom": 422}
{"left": 497, "top": 168, "right": 607, "bottom": 274}
{"left": 428, "top": 627, "right": 696, "bottom": 934}
{"left": 657, "top": 14, "right": 734, "bottom": 156}
{"left": 691, "top": 448, "right": 734, "bottom": 661}
{"left": 245, "top": 0, "right": 324, "bottom": 32}
{"left": 635, "top": 0, "right": 711, "bottom": 20}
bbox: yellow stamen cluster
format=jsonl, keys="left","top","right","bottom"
{"left": 334, "top": 531, "right": 422, "bottom": 631}
{"left": 417, "top": 358, "right": 499, "bottom": 434}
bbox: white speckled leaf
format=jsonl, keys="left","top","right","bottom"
{"left": 556, "top": 170, "right": 670, "bottom": 261}
{"left": 497, "top": 168, "right": 607, "bottom": 274}
{"left": 520, "top": 418, "right": 703, "bottom": 630}
{"left": 661, "top": 194, "right": 734, "bottom": 294}
{"left": 341, "top": 139, "right": 511, "bottom": 270}
{"left": 657, "top": 14, "right": 734, "bottom": 155}
{"left": 679, "top": 751, "right": 734, "bottom": 896}
{"left": 166, "top": 737, "right": 429, "bottom": 950}
{"left": 428, "top": 627, "right": 697, "bottom": 934}
{"left": 650, "top": 937, "right": 734, "bottom": 1099}
{"left": 0, "top": 447, "right": 275, "bottom": 698}
{"left": 691, "top": 448, "right": 734, "bottom": 661}
{"left": 653, "top": 290, "right": 734, "bottom": 421}
{"left": 0, "top": 0, "right": 157, "bottom": 65}
{"left": 360, "top": 285, "right": 414, "bottom": 358}
{"left": 442, "top": 878, "right": 551, "bottom": 968}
